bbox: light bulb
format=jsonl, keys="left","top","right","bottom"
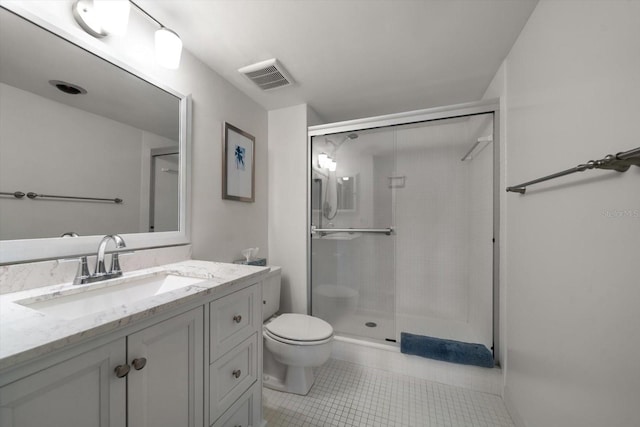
{"left": 328, "top": 160, "right": 337, "bottom": 172}
{"left": 318, "top": 153, "right": 329, "bottom": 168}
{"left": 155, "top": 27, "right": 183, "bottom": 69}
{"left": 93, "top": 0, "right": 130, "bottom": 36}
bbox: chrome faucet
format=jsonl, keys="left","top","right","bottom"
{"left": 73, "top": 234, "right": 127, "bottom": 285}
{"left": 95, "top": 234, "right": 126, "bottom": 277}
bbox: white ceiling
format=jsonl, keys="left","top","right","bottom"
{"left": 137, "top": 0, "right": 538, "bottom": 123}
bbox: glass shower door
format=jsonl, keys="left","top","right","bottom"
{"left": 393, "top": 114, "right": 494, "bottom": 349}
{"left": 310, "top": 129, "right": 396, "bottom": 343}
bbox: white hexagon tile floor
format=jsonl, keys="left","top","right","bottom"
{"left": 263, "top": 359, "right": 514, "bottom": 427}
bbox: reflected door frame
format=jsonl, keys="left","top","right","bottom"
{"left": 149, "top": 147, "right": 179, "bottom": 232}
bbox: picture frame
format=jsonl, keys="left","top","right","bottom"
{"left": 222, "top": 122, "right": 255, "bottom": 202}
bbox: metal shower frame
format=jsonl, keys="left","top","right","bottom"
{"left": 306, "top": 99, "right": 502, "bottom": 360}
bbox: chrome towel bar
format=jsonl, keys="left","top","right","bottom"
{"left": 506, "top": 146, "right": 640, "bottom": 194}
{"left": 26, "top": 192, "right": 123, "bottom": 203}
{"left": 0, "top": 190, "right": 122, "bottom": 204}
{"left": 0, "top": 191, "right": 26, "bottom": 198}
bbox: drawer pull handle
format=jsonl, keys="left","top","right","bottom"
{"left": 233, "top": 314, "right": 242, "bottom": 323}
{"left": 114, "top": 364, "right": 130, "bottom": 378}
{"left": 232, "top": 369, "right": 242, "bottom": 379}
{"left": 132, "top": 357, "right": 147, "bottom": 370}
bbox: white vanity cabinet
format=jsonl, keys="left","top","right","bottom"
{"left": 0, "top": 338, "right": 127, "bottom": 427}
{"left": 0, "top": 274, "right": 265, "bottom": 427}
{"left": 209, "top": 284, "right": 262, "bottom": 427}
{"left": 0, "top": 307, "right": 203, "bottom": 427}
{"left": 127, "top": 307, "right": 204, "bottom": 427}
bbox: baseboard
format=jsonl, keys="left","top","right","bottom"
{"left": 503, "top": 385, "right": 527, "bottom": 427}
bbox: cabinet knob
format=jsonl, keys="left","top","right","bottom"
{"left": 132, "top": 357, "right": 147, "bottom": 370}
{"left": 233, "top": 314, "right": 242, "bottom": 323}
{"left": 114, "top": 364, "right": 130, "bottom": 378}
{"left": 232, "top": 369, "right": 241, "bottom": 379}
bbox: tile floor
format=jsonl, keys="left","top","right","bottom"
{"left": 263, "top": 359, "right": 514, "bottom": 427}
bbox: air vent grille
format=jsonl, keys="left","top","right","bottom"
{"left": 239, "top": 59, "right": 294, "bottom": 91}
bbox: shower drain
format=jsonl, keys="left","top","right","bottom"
{"left": 365, "top": 322, "right": 377, "bottom": 327}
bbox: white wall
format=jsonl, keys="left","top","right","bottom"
{"left": 268, "top": 104, "right": 309, "bottom": 314}
{"left": 486, "top": 1, "right": 640, "bottom": 426}
{"left": 1, "top": 0, "right": 268, "bottom": 263}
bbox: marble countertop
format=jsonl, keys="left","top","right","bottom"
{"left": 0, "top": 260, "right": 270, "bottom": 371}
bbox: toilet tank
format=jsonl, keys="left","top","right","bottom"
{"left": 262, "top": 266, "right": 281, "bottom": 321}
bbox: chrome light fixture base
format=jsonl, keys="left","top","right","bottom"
{"left": 72, "top": 0, "right": 108, "bottom": 38}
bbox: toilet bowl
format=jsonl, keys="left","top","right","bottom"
{"left": 262, "top": 268, "right": 334, "bottom": 395}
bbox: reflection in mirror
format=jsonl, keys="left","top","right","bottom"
{"left": 336, "top": 175, "right": 357, "bottom": 212}
{"left": 0, "top": 7, "right": 181, "bottom": 241}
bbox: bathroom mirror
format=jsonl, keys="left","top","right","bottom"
{"left": 0, "top": 6, "right": 191, "bottom": 264}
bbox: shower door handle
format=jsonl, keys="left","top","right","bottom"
{"left": 312, "top": 227, "right": 394, "bottom": 236}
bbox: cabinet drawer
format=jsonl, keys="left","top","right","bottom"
{"left": 211, "top": 385, "right": 260, "bottom": 427}
{"left": 210, "top": 284, "right": 260, "bottom": 362}
{"left": 209, "top": 334, "right": 258, "bottom": 425}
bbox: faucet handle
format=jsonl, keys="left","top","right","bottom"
{"left": 73, "top": 256, "right": 91, "bottom": 285}
{"left": 110, "top": 253, "right": 122, "bottom": 276}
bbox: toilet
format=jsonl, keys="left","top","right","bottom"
{"left": 262, "top": 267, "right": 334, "bottom": 395}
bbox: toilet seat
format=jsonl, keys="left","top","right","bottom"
{"left": 264, "top": 329, "right": 333, "bottom": 346}
{"left": 265, "top": 313, "right": 333, "bottom": 344}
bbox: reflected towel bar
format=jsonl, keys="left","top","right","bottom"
{"left": 506, "top": 146, "right": 640, "bottom": 194}
{"left": 0, "top": 191, "right": 26, "bottom": 198}
{"left": 312, "top": 227, "right": 394, "bottom": 236}
{"left": 25, "top": 192, "right": 123, "bottom": 204}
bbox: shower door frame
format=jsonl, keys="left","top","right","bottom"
{"left": 307, "top": 99, "right": 502, "bottom": 360}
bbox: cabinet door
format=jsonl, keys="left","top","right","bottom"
{"left": 0, "top": 338, "right": 126, "bottom": 427}
{"left": 127, "top": 307, "right": 204, "bottom": 427}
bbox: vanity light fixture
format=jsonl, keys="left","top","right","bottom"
{"left": 72, "top": 0, "right": 130, "bottom": 38}
{"left": 155, "top": 26, "right": 183, "bottom": 69}
{"left": 318, "top": 153, "right": 329, "bottom": 168}
{"left": 93, "top": 0, "right": 130, "bottom": 35}
{"left": 72, "top": 0, "right": 183, "bottom": 69}
{"left": 317, "top": 153, "right": 337, "bottom": 172}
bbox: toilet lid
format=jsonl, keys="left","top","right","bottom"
{"left": 265, "top": 313, "right": 333, "bottom": 342}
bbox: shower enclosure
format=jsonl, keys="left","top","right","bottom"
{"left": 308, "top": 102, "right": 498, "bottom": 352}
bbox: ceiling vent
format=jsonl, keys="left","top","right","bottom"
{"left": 238, "top": 58, "right": 294, "bottom": 91}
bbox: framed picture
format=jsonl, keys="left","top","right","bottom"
{"left": 222, "top": 122, "right": 255, "bottom": 202}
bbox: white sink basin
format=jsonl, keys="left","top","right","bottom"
{"left": 16, "top": 271, "right": 209, "bottom": 320}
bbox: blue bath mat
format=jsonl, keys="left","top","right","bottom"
{"left": 400, "top": 332, "right": 494, "bottom": 368}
